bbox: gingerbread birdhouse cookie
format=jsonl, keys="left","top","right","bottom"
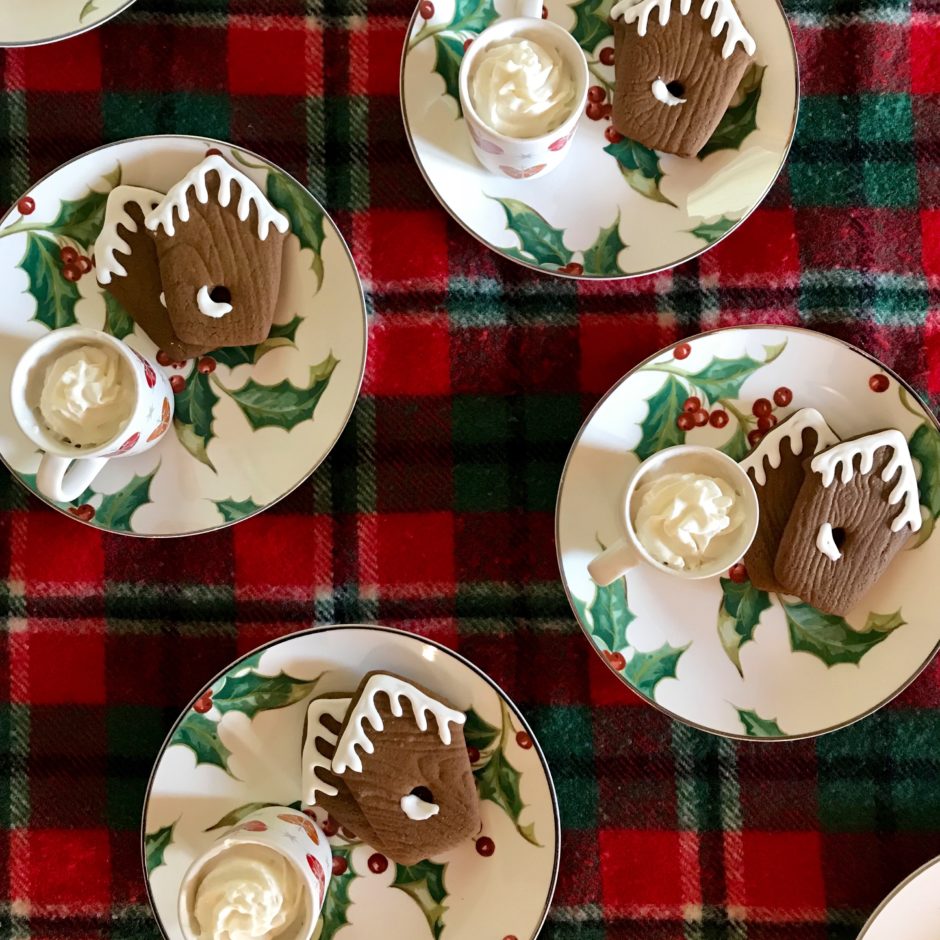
{"left": 607, "top": 0, "right": 756, "bottom": 156}
{"left": 95, "top": 186, "right": 206, "bottom": 361}
{"left": 739, "top": 408, "right": 840, "bottom": 593}
{"left": 774, "top": 429, "right": 923, "bottom": 615}
{"left": 144, "top": 155, "right": 290, "bottom": 351}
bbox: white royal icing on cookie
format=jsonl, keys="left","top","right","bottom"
{"left": 196, "top": 285, "right": 233, "bottom": 318}
{"left": 811, "top": 430, "right": 922, "bottom": 534}
{"left": 739, "top": 408, "right": 840, "bottom": 488}
{"left": 816, "top": 522, "right": 842, "bottom": 561}
{"left": 652, "top": 78, "right": 686, "bottom": 105}
{"left": 159, "top": 291, "right": 166, "bottom": 308}
{"left": 95, "top": 185, "right": 165, "bottom": 285}
{"left": 302, "top": 696, "right": 351, "bottom": 805}
{"left": 145, "top": 155, "right": 289, "bottom": 241}
{"left": 332, "top": 674, "right": 466, "bottom": 776}
{"left": 401, "top": 794, "right": 440, "bottom": 821}
{"left": 609, "top": 0, "right": 755, "bottom": 60}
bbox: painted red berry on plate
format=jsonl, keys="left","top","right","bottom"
{"left": 467, "top": 745, "right": 480, "bottom": 763}
{"left": 197, "top": 357, "right": 216, "bottom": 375}
{"left": 205, "top": 148, "right": 223, "bottom": 157}
{"left": 605, "top": 650, "right": 625, "bottom": 671}
{"left": 676, "top": 412, "right": 695, "bottom": 431}
{"left": 463, "top": 37, "right": 473, "bottom": 51}
{"left": 156, "top": 350, "right": 173, "bottom": 366}
{"left": 757, "top": 414, "right": 777, "bottom": 432}
{"left": 60, "top": 245, "right": 78, "bottom": 265}
{"left": 674, "top": 342, "right": 691, "bottom": 360}
{"left": 332, "top": 855, "right": 348, "bottom": 876}
{"left": 604, "top": 126, "right": 623, "bottom": 144}
{"left": 683, "top": 396, "right": 701, "bottom": 413}
{"left": 586, "top": 102, "right": 604, "bottom": 120}
{"left": 709, "top": 410, "right": 729, "bottom": 429}
{"left": 476, "top": 836, "right": 495, "bottom": 857}
{"left": 728, "top": 563, "right": 748, "bottom": 584}
{"left": 541, "top": 3, "right": 548, "bottom": 16}
{"left": 419, "top": 0, "right": 434, "bottom": 17}
{"left": 773, "top": 386, "right": 792, "bottom": 407}
{"left": 563, "top": 262, "right": 584, "bottom": 276}
{"left": 63, "top": 263, "right": 81, "bottom": 282}
{"left": 869, "top": 373, "right": 889, "bottom": 393}
{"left": 321, "top": 816, "right": 339, "bottom": 837}
{"left": 68, "top": 503, "right": 95, "bottom": 522}
{"left": 17, "top": 196, "right": 35, "bottom": 216}
{"left": 77, "top": 255, "right": 92, "bottom": 274}
{"left": 747, "top": 429, "right": 764, "bottom": 448}
{"left": 752, "top": 398, "right": 772, "bottom": 417}
{"left": 504, "top": 936, "right": 519, "bottom": 940}
{"left": 193, "top": 692, "right": 213, "bottom": 714}
{"left": 169, "top": 374, "right": 186, "bottom": 394}
{"left": 587, "top": 85, "right": 606, "bottom": 103}
{"left": 599, "top": 46, "right": 615, "bottom": 65}
{"left": 368, "top": 853, "right": 389, "bottom": 874}
{"left": 516, "top": 730, "right": 533, "bottom": 750}
{"left": 693, "top": 408, "right": 709, "bottom": 427}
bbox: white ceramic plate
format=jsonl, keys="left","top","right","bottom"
{"left": 857, "top": 855, "right": 940, "bottom": 940}
{"left": 400, "top": 0, "right": 798, "bottom": 278}
{"left": 143, "top": 625, "right": 560, "bottom": 940}
{"left": 0, "top": 136, "right": 367, "bottom": 536}
{"left": 0, "top": 0, "right": 135, "bottom": 46}
{"left": 556, "top": 326, "right": 940, "bottom": 739}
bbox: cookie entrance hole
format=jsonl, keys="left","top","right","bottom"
{"left": 666, "top": 80, "right": 686, "bottom": 98}
{"left": 209, "top": 285, "right": 231, "bottom": 304}
{"left": 831, "top": 527, "right": 846, "bottom": 550}
{"left": 410, "top": 786, "right": 435, "bottom": 804}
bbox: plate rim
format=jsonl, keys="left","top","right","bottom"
{"left": 398, "top": 0, "right": 801, "bottom": 281}
{"left": 140, "top": 622, "right": 562, "bottom": 940}
{"left": 554, "top": 324, "right": 940, "bottom": 741}
{"left": 0, "top": 0, "right": 137, "bottom": 47}
{"left": 856, "top": 853, "right": 940, "bottom": 938}
{"left": 0, "top": 133, "right": 369, "bottom": 539}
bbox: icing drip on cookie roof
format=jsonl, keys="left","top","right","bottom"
{"left": 332, "top": 674, "right": 466, "bottom": 776}
{"left": 609, "top": 0, "right": 756, "bottom": 60}
{"left": 811, "top": 429, "right": 923, "bottom": 534}
{"left": 95, "top": 185, "right": 165, "bottom": 285}
{"left": 145, "top": 155, "right": 290, "bottom": 241}
{"left": 302, "top": 696, "right": 351, "bottom": 805}
{"left": 739, "top": 407, "right": 840, "bottom": 487}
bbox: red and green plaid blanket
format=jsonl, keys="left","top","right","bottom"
{"left": 1, "top": 0, "right": 939, "bottom": 936}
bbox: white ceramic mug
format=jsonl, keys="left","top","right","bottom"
{"left": 10, "top": 326, "right": 174, "bottom": 503}
{"left": 458, "top": 14, "right": 589, "bottom": 179}
{"left": 588, "top": 445, "right": 760, "bottom": 586}
{"left": 178, "top": 806, "right": 332, "bottom": 940}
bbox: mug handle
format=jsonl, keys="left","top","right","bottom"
{"left": 588, "top": 537, "right": 639, "bottom": 586}
{"left": 36, "top": 453, "right": 109, "bottom": 503}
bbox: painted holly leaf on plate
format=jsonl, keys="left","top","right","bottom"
{"left": 623, "top": 642, "right": 687, "bottom": 698}
{"left": 475, "top": 747, "right": 538, "bottom": 845}
{"left": 449, "top": 0, "right": 499, "bottom": 34}
{"left": 699, "top": 64, "right": 766, "bottom": 159}
{"left": 909, "top": 422, "right": 940, "bottom": 518}
{"left": 80, "top": 0, "right": 98, "bottom": 22}
{"left": 319, "top": 845, "right": 356, "bottom": 940}
{"left": 582, "top": 577, "right": 635, "bottom": 654}
{"left": 635, "top": 374, "right": 687, "bottom": 460}
{"left": 174, "top": 371, "right": 219, "bottom": 469}
{"left": 493, "top": 197, "right": 573, "bottom": 268}
{"left": 719, "top": 424, "right": 749, "bottom": 461}
{"left": 463, "top": 707, "right": 499, "bottom": 751}
{"left": 103, "top": 291, "right": 135, "bottom": 340}
{"left": 266, "top": 173, "right": 325, "bottom": 287}
{"left": 92, "top": 470, "right": 156, "bottom": 532}
{"left": 689, "top": 216, "right": 737, "bottom": 245}
{"left": 682, "top": 342, "right": 786, "bottom": 402}
{"left": 604, "top": 137, "right": 675, "bottom": 207}
{"left": 737, "top": 708, "right": 784, "bottom": 738}
{"left": 212, "top": 316, "right": 305, "bottom": 369}
{"left": 570, "top": 0, "right": 614, "bottom": 53}
{"left": 212, "top": 670, "right": 319, "bottom": 719}
{"left": 717, "top": 577, "right": 771, "bottom": 675}
{"left": 581, "top": 213, "right": 627, "bottom": 276}
{"left": 433, "top": 34, "right": 467, "bottom": 115}
{"left": 19, "top": 234, "right": 81, "bottom": 330}
{"left": 214, "top": 497, "right": 263, "bottom": 523}
{"left": 144, "top": 823, "right": 174, "bottom": 875}
{"left": 170, "top": 711, "right": 232, "bottom": 773}
{"left": 783, "top": 602, "right": 905, "bottom": 666}
{"left": 392, "top": 859, "right": 449, "bottom": 940}
{"left": 222, "top": 352, "right": 338, "bottom": 432}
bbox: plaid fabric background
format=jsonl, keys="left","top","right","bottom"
{"left": 1, "top": 0, "right": 940, "bottom": 937}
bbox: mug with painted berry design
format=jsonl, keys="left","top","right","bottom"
{"left": 588, "top": 444, "right": 759, "bottom": 586}
{"left": 10, "top": 326, "right": 173, "bottom": 503}
{"left": 458, "top": 13, "right": 589, "bottom": 179}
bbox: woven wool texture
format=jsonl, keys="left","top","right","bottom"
{"left": 1, "top": 0, "right": 940, "bottom": 937}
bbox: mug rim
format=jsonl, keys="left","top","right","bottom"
{"left": 622, "top": 444, "right": 760, "bottom": 581}
{"left": 457, "top": 16, "right": 590, "bottom": 147}
{"left": 10, "top": 325, "right": 148, "bottom": 457}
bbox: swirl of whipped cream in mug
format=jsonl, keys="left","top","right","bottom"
{"left": 191, "top": 844, "right": 305, "bottom": 940}
{"left": 469, "top": 37, "right": 576, "bottom": 138}
{"left": 633, "top": 472, "right": 743, "bottom": 570}
{"left": 39, "top": 344, "right": 133, "bottom": 448}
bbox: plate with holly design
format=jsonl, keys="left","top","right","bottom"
{"left": 0, "top": 135, "right": 367, "bottom": 536}
{"left": 400, "top": 0, "right": 797, "bottom": 278}
{"left": 857, "top": 855, "right": 940, "bottom": 940}
{"left": 556, "top": 326, "right": 940, "bottom": 739}
{"left": 0, "top": 0, "right": 136, "bottom": 46}
{"left": 143, "top": 625, "right": 560, "bottom": 940}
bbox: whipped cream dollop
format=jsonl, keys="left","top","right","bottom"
{"left": 191, "top": 844, "right": 305, "bottom": 940}
{"left": 470, "top": 37, "right": 575, "bottom": 138}
{"left": 39, "top": 345, "right": 132, "bottom": 447}
{"left": 633, "top": 472, "right": 743, "bottom": 570}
